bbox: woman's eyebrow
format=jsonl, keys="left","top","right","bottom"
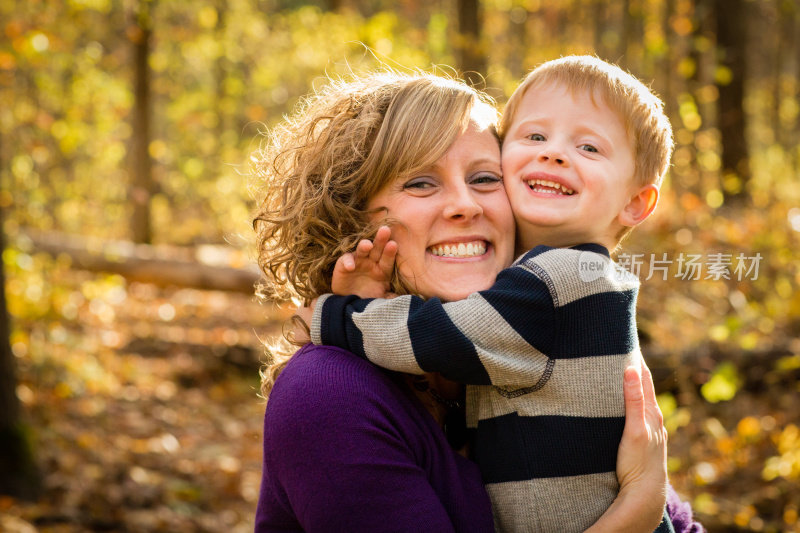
{"left": 468, "top": 157, "right": 502, "bottom": 168}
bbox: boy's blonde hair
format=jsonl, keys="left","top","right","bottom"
{"left": 500, "top": 55, "right": 673, "bottom": 188}
{"left": 251, "top": 70, "right": 498, "bottom": 396}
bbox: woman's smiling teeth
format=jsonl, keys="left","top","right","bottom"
{"left": 429, "top": 241, "right": 487, "bottom": 258}
{"left": 526, "top": 178, "right": 575, "bottom": 195}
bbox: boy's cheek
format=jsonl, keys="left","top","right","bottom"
{"left": 500, "top": 143, "right": 531, "bottom": 174}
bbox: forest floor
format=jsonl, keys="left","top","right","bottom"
{"left": 1, "top": 268, "right": 799, "bottom": 532}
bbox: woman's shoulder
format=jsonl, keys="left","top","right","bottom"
{"left": 277, "top": 343, "right": 393, "bottom": 390}
{"left": 262, "top": 343, "right": 430, "bottom": 458}
{"left": 267, "top": 343, "right": 409, "bottom": 418}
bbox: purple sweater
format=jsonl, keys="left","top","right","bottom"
{"left": 255, "top": 344, "right": 703, "bottom": 532}
{"left": 255, "top": 344, "right": 494, "bottom": 532}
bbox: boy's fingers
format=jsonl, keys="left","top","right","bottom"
{"left": 378, "top": 240, "right": 398, "bottom": 274}
{"left": 336, "top": 253, "right": 356, "bottom": 272}
{"left": 370, "top": 226, "right": 392, "bottom": 262}
{"left": 355, "top": 239, "right": 373, "bottom": 259}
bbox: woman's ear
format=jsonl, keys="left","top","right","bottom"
{"left": 618, "top": 184, "right": 659, "bottom": 227}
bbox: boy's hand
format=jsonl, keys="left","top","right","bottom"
{"left": 331, "top": 226, "right": 397, "bottom": 298}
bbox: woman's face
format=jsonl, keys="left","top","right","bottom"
{"left": 367, "top": 121, "right": 515, "bottom": 301}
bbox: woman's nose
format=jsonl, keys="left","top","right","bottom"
{"left": 442, "top": 185, "right": 483, "bottom": 221}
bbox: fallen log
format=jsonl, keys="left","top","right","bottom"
{"left": 18, "top": 230, "right": 263, "bottom": 294}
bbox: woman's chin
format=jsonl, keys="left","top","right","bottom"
{"left": 424, "top": 273, "right": 496, "bottom": 302}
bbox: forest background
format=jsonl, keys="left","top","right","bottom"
{"left": 1, "top": 0, "right": 800, "bottom": 531}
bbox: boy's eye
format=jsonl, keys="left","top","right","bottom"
{"left": 579, "top": 144, "right": 598, "bottom": 153}
{"left": 527, "top": 133, "right": 546, "bottom": 142}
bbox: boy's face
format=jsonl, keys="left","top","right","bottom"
{"left": 502, "top": 82, "right": 639, "bottom": 251}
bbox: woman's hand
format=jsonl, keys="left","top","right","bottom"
{"left": 587, "top": 358, "right": 668, "bottom": 532}
{"left": 331, "top": 226, "right": 397, "bottom": 298}
{"left": 617, "top": 359, "right": 668, "bottom": 525}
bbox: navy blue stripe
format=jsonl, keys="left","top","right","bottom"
{"left": 571, "top": 243, "right": 610, "bottom": 257}
{"left": 475, "top": 413, "right": 624, "bottom": 483}
{"left": 552, "top": 289, "right": 638, "bottom": 358}
{"left": 320, "top": 295, "right": 371, "bottom": 360}
{"left": 407, "top": 297, "right": 492, "bottom": 385}
{"left": 479, "top": 268, "right": 555, "bottom": 353}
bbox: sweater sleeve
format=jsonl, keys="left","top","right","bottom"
{"left": 256, "top": 347, "right": 469, "bottom": 532}
{"left": 309, "top": 248, "right": 558, "bottom": 387}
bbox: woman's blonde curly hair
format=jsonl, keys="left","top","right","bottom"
{"left": 251, "top": 69, "right": 498, "bottom": 397}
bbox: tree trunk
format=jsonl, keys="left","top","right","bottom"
{"left": 593, "top": 0, "right": 607, "bottom": 58}
{"left": 130, "top": 1, "right": 154, "bottom": 243}
{"left": 660, "top": 0, "right": 676, "bottom": 120}
{"left": 507, "top": 6, "right": 528, "bottom": 84}
{"left": 620, "top": 0, "right": 633, "bottom": 63}
{"left": 456, "top": 0, "right": 486, "bottom": 88}
{"left": 714, "top": 0, "right": 749, "bottom": 202}
{"left": 795, "top": 4, "right": 800, "bottom": 150}
{"left": 215, "top": 0, "right": 228, "bottom": 144}
{"left": 691, "top": 0, "right": 712, "bottom": 104}
{"left": 774, "top": 0, "right": 796, "bottom": 149}
{"left": 0, "top": 206, "right": 41, "bottom": 500}
{"left": 24, "top": 230, "right": 262, "bottom": 294}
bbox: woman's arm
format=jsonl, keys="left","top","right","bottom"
{"left": 586, "top": 360, "right": 668, "bottom": 532}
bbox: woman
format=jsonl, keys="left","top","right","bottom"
{"left": 252, "top": 71, "right": 699, "bottom": 532}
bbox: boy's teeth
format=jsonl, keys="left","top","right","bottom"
{"left": 526, "top": 179, "right": 575, "bottom": 195}
{"left": 430, "top": 241, "right": 487, "bottom": 258}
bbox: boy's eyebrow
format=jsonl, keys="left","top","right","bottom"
{"left": 510, "top": 117, "right": 548, "bottom": 130}
{"left": 573, "top": 124, "right": 611, "bottom": 140}
{"left": 573, "top": 124, "right": 621, "bottom": 152}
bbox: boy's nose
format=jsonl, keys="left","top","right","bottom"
{"left": 538, "top": 149, "right": 567, "bottom": 166}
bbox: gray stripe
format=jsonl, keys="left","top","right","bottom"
{"left": 472, "top": 352, "right": 637, "bottom": 420}
{"left": 442, "top": 293, "right": 551, "bottom": 386}
{"left": 487, "top": 472, "right": 619, "bottom": 533}
{"left": 309, "top": 293, "right": 331, "bottom": 346}
{"left": 350, "top": 296, "right": 423, "bottom": 374}
{"left": 519, "top": 248, "right": 639, "bottom": 307}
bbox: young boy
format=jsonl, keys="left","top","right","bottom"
{"left": 309, "top": 56, "right": 674, "bottom": 532}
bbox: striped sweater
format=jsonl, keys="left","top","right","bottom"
{"left": 311, "top": 244, "right": 644, "bottom": 533}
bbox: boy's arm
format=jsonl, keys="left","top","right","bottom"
{"left": 310, "top": 250, "right": 558, "bottom": 386}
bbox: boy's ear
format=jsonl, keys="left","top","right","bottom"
{"left": 618, "top": 184, "right": 659, "bottom": 227}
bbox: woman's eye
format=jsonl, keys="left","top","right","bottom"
{"left": 579, "top": 144, "right": 599, "bottom": 153}
{"left": 403, "top": 178, "right": 435, "bottom": 190}
{"left": 527, "top": 133, "right": 545, "bottom": 142}
{"left": 471, "top": 173, "right": 502, "bottom": 186}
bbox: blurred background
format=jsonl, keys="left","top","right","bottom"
{"left": 1, "top": 0, "right": 799, "bottom": 531}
